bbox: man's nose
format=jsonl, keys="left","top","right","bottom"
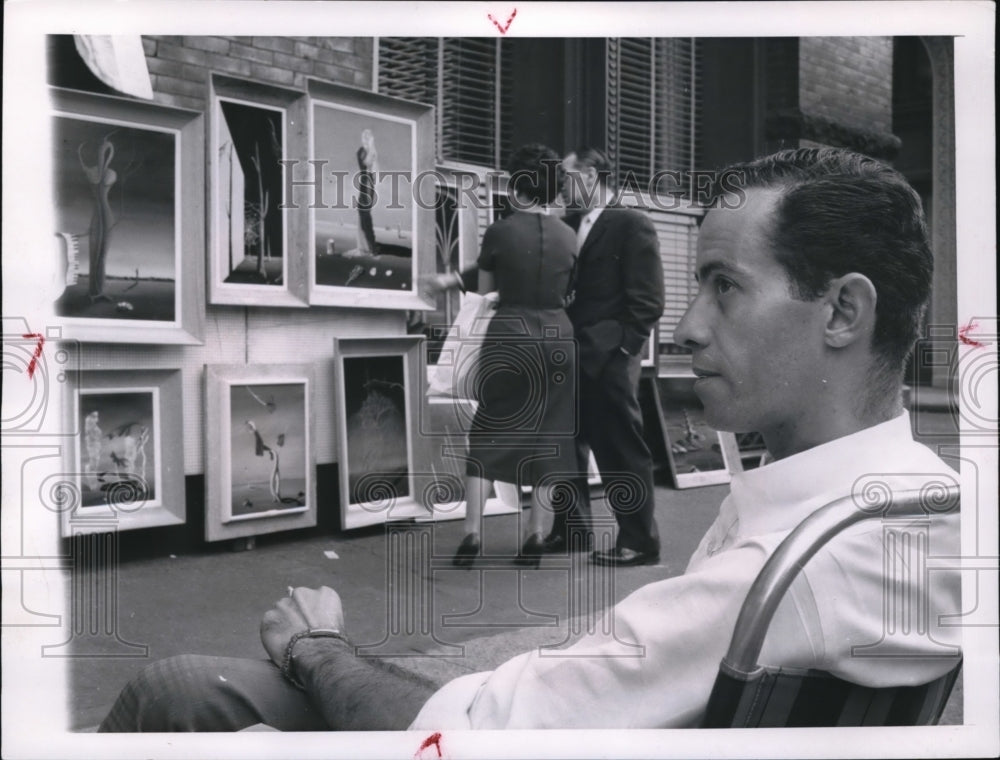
{"left": 673, "top": 298, "right": 709, "bottom": 349}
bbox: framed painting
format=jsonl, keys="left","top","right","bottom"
{"left": 62, "top": 369, "right": 185, "bottom": 535}
{"left": 653, "top": 376, "right": 737, "bottom": 489}
{"left": 424, "top": 163, "right": 485, "bottom": 364}
{"left": 333, "top": 336, "right": 429, "bottom": 529}
{"left": 50, "top": 87, "right": 204, "bottom": 344}
{"left": 208, "top": 75, "right": 309, "bottom": 306}
{"left": 308, "top": 79, "right": 435, "bottom": 310}
{"left": 205, "top": 364, "right": 317, "bottom": 542}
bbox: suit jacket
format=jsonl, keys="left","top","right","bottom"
{"left": 458, "top": 207, "right": 664, "bottom": 377}
{"left": 566, "top": 207, "right": 664, "bottom": 377}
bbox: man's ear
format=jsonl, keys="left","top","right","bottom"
{"left": 823, "top": 273, "right": 877, "bottom": 348}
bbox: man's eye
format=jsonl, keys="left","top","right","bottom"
{"left": 715, "top": 277, "right": 735, "bottom": 295}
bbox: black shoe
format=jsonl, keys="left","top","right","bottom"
{"left": 515, "top": 533, "right": 545, "bottom": 567}
{"left": 452, "top": 533, "right": 481, "bottom": 567}
{"left": 542, "top": 532, "right": 594, "bottom": 554}
{"left": 590, "top": 547, "right": 659, "bottom": 567}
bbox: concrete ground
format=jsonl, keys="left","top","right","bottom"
{"left": 66, "top": 408, "right": 963, "bottom": 730}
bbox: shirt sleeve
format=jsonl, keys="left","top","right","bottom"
{"left": 410, "top": 543, "right": 769, "bottom": 730}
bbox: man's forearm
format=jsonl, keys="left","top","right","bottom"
{"left": 292, "top": 637, "right": 440, "bottom": 730}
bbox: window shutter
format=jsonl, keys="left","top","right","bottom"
{"left": 654, "top": 38, "right": 699, "bottom": 179}
{"left": 376, "top": 37, "right": 437, "bottom": 105}
{"left": 378, "top": 38, "right": 502, "bottom": 168}
{"left": 648, "top": 208, "right": 699, "bottom": 348}
{"left": 440, "top": 39, "right": 500, "bottom": 166}
{"left": 608, "top": 38, "right": 700, "bottom": 191}
{"left": 608, "top": 38, "right": 655, "bottom": 190}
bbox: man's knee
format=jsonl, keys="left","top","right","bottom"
{"left": 104, "top": 655, "right": 235, "bottom": 732}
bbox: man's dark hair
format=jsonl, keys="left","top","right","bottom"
{"left": 569, "top": 146, "right": 614, "bottom": 187}
{"left": 507, "top": 143, "right": 562, "bottom": 205}
{"left": 714, "top": 147, "right": 933, "bottom": 380}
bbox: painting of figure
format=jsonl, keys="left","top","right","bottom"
{"left": 228, "top": 382, "right": 308, "bottom": 519}
{"left": 76, "top": 389, "right": 158, "bottom": 508}
{"left": 214, "top": 98, "right": 285, "bottom": 286}
{"left": 312, "top": 103, "right": 415, "bottom": 292}
{"left": 342, "top": 355, "right": 410, "bottom": 506}
{"left": 53, "top": 115, "right": 177, "bottom": 322}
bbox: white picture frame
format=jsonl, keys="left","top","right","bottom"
{"left": 333, "top": 335, "right": 430, "bottom": 529}
{"left": 207, "top": 75, "right": 310, "bottom": 307}
{"left": 205, "top": 364, "right": 317, "bottom": 542}
{"left": 62, "top": 369, "right": 185, "bottom": 535}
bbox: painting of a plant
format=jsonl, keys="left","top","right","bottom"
{"left": 216, "top": 99, "right": 284, "bottom": 285}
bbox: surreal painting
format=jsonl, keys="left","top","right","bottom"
{"left": 307, "top": 80, "right": 435, "bottom": 310}
{"left": 655, "top": 377, "right": 733, "bottom": 488}
{"left": 76, "top": 388, "right": 159, "bottom": 509}
{"left": 227, "top": 381, "right": 309, "bottom": 521}
{"left": 214, "top": 98, "right": 285, "bottom": 287}
{"left": 342, "top": 355, "right": 410, "bottom": 506}
{"left": 53, "top": 114, "right": 177, "bottom": 322}
{"left": 312, "top": 104, "right": 414, "bottom": 291}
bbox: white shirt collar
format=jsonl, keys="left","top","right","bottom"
{"left": 727, "top": 411, "right": 922, "bottom": 537}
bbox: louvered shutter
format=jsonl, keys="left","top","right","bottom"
{"left": 608, "top": 38, "right": 655, "bottom": 190}
{"left": 608, "top": 38, "right": 700, "bottom": 192}
{"left": 649, "top": 208, "right": 699, "bottom": 349}
{"left": 655, "top": 38, "right": 699, "bottom": 180}
{"left": 376, "top": 37, "right": 437, "bottom": 105}
{"left": 440, "top": 39, "right": 501, "bottom": 166}
{"left": 378, "top": 38, "right": 503, "bottom": 168}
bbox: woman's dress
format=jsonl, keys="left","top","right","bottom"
{"left": 466, "top": 210, "right": 578, "bottom": 486}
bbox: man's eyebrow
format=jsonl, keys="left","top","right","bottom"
{"left": 695, "top": 261, "right": 748, "bottom": 282}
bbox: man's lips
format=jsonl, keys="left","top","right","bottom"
{"left": 692, "top": 366, "right": 720, "bottom": 379}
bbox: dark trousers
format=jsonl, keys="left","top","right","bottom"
{"left": 549, "top": 352, "right": 659, "bottom": 555}
{"left": 98, "top": 655, "right": 326, "bottom": 732}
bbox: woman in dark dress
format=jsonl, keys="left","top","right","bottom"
{"left": 454, "top": 144, "right": 578, "bottom": 567}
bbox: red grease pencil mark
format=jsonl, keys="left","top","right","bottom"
{"left": 958, "top": 321, "right": 989, "bottom": 348}
{"left": 22, "top": 333, "right": 45, "bottom": 379}
{"left": 488, "top": 8, "right": 517, "bottom": 34}
{"left": 415, "top": 731, "right": 443, "bottom": 758}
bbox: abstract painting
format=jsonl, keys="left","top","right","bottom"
{"left": 308, "top": 80, "right": 435, "bottom": 310}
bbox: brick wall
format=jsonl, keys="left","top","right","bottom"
{"left": 799, "top": 37, "right": 893, "bottom": 134}
{"left": 142, "top": 36, "right": 374, "bottom": 111}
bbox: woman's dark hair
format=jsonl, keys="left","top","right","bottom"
{"left": 507, "top": 143, "right": 562, "bottom": 205}
{"left": 712, "top": 147, "right": 933, "bottom": 380}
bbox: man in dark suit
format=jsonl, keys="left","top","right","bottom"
{"left": 421, "top": 147, "right": 664, "bottom": 565}
{"left": 553, "top": 146, "right": 665, "bottom": 566}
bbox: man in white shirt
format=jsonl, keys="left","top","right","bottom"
{"left": 100, "top": 146, "right": 960, "bottom": 732}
